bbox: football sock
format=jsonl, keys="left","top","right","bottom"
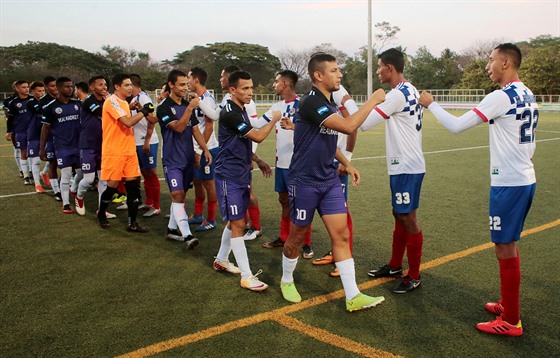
{"left": 194, "top": 197, "right": 205, "bottom": 216}
{"left": 168, "top": 203, "right": 178, "bottom": 230}
{"left": 30, "top": 157, "right": 41, "bottom": 185}
{"left": 71, "top": 169, "right": 82, "bottom": 194}
{"left": 280, "top": 216, "right": 290, "bottom": 242}
{"left": 150, "top": 175, "right": 160, "bottom": 209}
{"left": 41, "top": 161, "right": 49, "bottom": 175}
{"left": 143, "top": 176, "right": 153, "bottom": 207}
{"left": 98, "top": 186, "right": 118, "bottom": 219}
{"left": 207, "top": 200, "right": 217, "bottom": 222}
{"left": 60, "top": 166, "right": 72, "bottom": 205}
{"left": 281, "top": 254, "right": 298, "bottom": 283}
{"left": 406, "top": 231, "right": 423, "bottom": 279}
{"left": 78, "top": 172, "right": 95, "bottom": 199}
{"left": 125, "top": 179, "right": 140, "bottom": 225}
{"left": 20, "top": 158, "right": 29, "bottom": 178}
{"left": 51, "top": 178, "right": 60, "bottom": 194}
{"left": 216, "top": 226, "right": 232, "bottom": 262}
{"left": 172, "top": 202, "right": 192, "bottom": 237}
{"left": 248, "top": 204, "right": 260, "bottom": 230}
{"left": 500, "top": 255, "right": 521, "bottom": 325}
{"left": 347, "top": 210, "right": 353, "bottom": 254}
{"left": 388, "top": 221, "right": 407, "bottom": 269}
{"left": 336, "top": 258, "right": 360, "bottom": 300}
{"left": 97, "top": 176, "right": 106, "bottom": 207}
{"left": 14, "top": 148, "right": 21, "bottom": 171}
{"left": 117, "top": 181, "right": 125, "bottom": 195}
{"left": 230, "top": 237, "right": 252, "bottom": 277}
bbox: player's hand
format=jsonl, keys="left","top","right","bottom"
{"left": 140, "top": 103, "right": 155, "bottom": 116}
{"left": 419, "top": 91, "right": 434, "bottom": 108}
{"left": 256, "top": 158, "right": 272, "bottom": 178}
{"left": 337, "top": 163, "right": 348, "bottom": 176}
{"left": 341, "top": 94, "right": 352, "bottom": 105}
{"left": 130, "top": 101, "right": 142, "bottom": 110}
{"left": 346, "top": 164, "right": 361, "bottom": 186}
{"left": 39, "top": 148, "right": 47, "bottom": 161}
{"left": 371, "top": 88, "right": 386, "bottom": 105}
{"left": 5, "top": 132, "right": 12, "bottom": 141}
{"left": 280, "top": 116, "right": 294, "bottom": 130}
{"left": 194, "top": 153, "right": 201, "bottom": 168}
{"left": 203, "top": 149, "right": 212, "bottom": 167}
{"left": 142, "top": 143, "right": 150, "bottom": 154}
{"left": 188, "top": 97, "right": 201, "bottom": 109}
{"left": 271, "top": 111, "right": 282, "bottom": 122}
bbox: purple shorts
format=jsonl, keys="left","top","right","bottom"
{"left": 215, "top": 178, "right": 250, "bottom": 221}
{"left": 45, "top": 141, "right": 56, "bottom": 161}
{"left": 164, "top": 165, "right": 193, "bottom": 193}
{"left": 15, "top": 132, "right": 27, "bottom": 150}
{"left": 27, "top": 140, "right": 40, "bottom": 158}
{"left": 289, "top": 182, "right": 347, "bottom": 226}
{"left": 80, "top": 149, "right": 101, "bottom": 174}
{"left": 56, "top": 148, "right": 80, "bottom": 168}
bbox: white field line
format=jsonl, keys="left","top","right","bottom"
{"left": 1, "top": 137, "right": 558, "bottom": 200}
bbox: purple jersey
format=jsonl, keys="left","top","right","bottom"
{"left": 157, "top": 96, "right": 199, "bottom": 168}
{"left": 42, "top": 98, "right": 81, "bottom": 151}
{"left": 288, "top": 86, "right": 340, "bottom": 187}
{"left": 215, "top": 100, "right": 253, "bottom": 185}
{"left": 39, "top": 94, "right": 56, "bottom": 143}
{"left": 79, "top": 94, "right": 103, "bottom": 150}
{"left": 26, "top": 97, "right": 43, "bottom": 142}
{"left": 7, "top": 96, "right": 32, "bottom": 134}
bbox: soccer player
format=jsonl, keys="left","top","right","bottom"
{"left": 40, "top": 77, "right": 82, "bottom": 213}
{"left": 74, "top": 76, "right": 108, "bottom": 216}
{"left": 25, "top": 81, "right": 47, "bottom": 193}
{"left": 213, "top": 70, "right": 280, "bottom": 291}
{"left": 157, "top": 69, "right": 211, "bottom": 247}
{"left": 360, "top": 48, "right": 425, "bottom": 294}
{"left": 186, "top": 67, "right": 219, "bottom": 231}
{"left": 75, "top": 82, "right": 89, "bottom": 101}
{"left": 129, "top": 74, "right": 161, "bottom": 218}
{"left": 96, "top": 73, "right": 157, "bottom": 232}
{"left": 279, "top": 53, "right": 386, "bottom": 311}
{"left": 4, "top": 82, "right": 21, "bottom": 177}
{"left": 39, "top": 76, "right": 61, "bottom": 200}
{"left": 6, "top": 80, "right": 32, "bottom": 185}
{"left": 419, "top": 43, "right": 536, "bottom": 336}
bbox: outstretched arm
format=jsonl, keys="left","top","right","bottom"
{"left": 419, "top": 91, "right": 484, "bottom": 134}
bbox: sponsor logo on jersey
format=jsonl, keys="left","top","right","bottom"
{"left": 492, "top": 168, "right": 499, "bottom": 175}
{"left": 55, "top": 107, "right": 63, "bottom": 114}
{"left": 16, "top": 103, "right": 22, "bottom": 108}
{"left": 390, "top": 158, "right": 400, "bottom": 165}
{"left": 317, "top": 106, "right": 329, "bottom": 115}
{"left": 319, "top": 125, "right": 337, "bottom": 136}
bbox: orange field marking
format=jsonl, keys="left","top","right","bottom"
{"left": 117, "top": 219, "right": 559, "bottom": 358}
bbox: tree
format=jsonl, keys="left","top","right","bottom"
{"left": 374, "top": 21, "right": 400, "bottom": 52}
{"left": 457, "top": 58, "right": 498, "bottom": 93}
{"left": 520, "top": 42, "right": 560, "bottom": 97}
{"left": 406, "top": 46, "right": 439, "bottom": 89}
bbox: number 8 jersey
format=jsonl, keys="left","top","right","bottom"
{"left": 473, "top": 81, "right": 538, "bottom": 187}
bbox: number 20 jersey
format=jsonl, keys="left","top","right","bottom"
{"left": 473, "top": 81, "right": 537, "bottom": 187}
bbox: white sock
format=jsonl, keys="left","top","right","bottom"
{"left": 172, "top": 202, "right": 192, "bottom": 237}
{"left": 97, "top": 177, "right": 106, "bottom": 207}
{"left": 60, "top": 167, "right": 72, "bottom": 205}
{"left": 51, "top": 178, "right": 60, "bottom": 194}
{"left": 168, "top": 203, "right": 178, "bottom": 230}
{"left": 41, "top": 162, "right": 49, "bottom": 175}
{"left": 31, "top": 157, "right": 41, "bottom": 185}
{"left": 14, "top": 148, "right": 21, "bottom": 171}
{"left": 281, "top": 254, "right": 299, "bottom": 283}
{"left": 20, "top": 159, "right": 29, "bottom": 178}
{"left": 336, "top": 258, "right": 361, "bottom": 300}
{"left": 78, "top": 172, "right": 95, "bottom": 198}
{"left": 216, "top": 227, "right": 232, "bottom": 262}
{"left": 230, "top": 237, "right": 252, "bottom": 278}
{"left": 71, "top": 169, "right": 83, "bottom": 193}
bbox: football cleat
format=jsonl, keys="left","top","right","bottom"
{"left": 485, "top": 301, "right": 505, "bottom": 316}
{"left": 213, "top": 258, "right": 241, "bottom": 274}
{"left": 54, "top": 192, "right": 62, "bottom": 201}
{"left": 75, "top": 196, "right": 85, "bottom": 216}
{"left": 367, "top": 264, "right": 403, "bottom": 278}
{"left": 476, "top": 315, "right": 523, "bottom": 336}
{"left": 166, "top": 227, "right": 183, "bottom": 241}
{"left": 19, "top": 171, "right": 24, "bottom": 178}
{"left": 312, "top": 251, "right": 334, "bottom": 265}
{"left": 127, "top": 222, "right": 148, "bottom": 233}
{"left": 112, "top": 194, "right": 127, "bottom": 204}
{"left": 62, "top": 204, "right": 73, "bottom": 214}
{"left": 346, "top": 293, "right": 385, "bottom": 312}
{"left": 240, "top": 270, "right": 268, "bottom": 291}
{"left": 243, "top": 226, "right": 262, "bottom": 241}
{"left": 195, "top": 219, "right": 217, "bottom": 231}
{"left": 184, "top": 235, "right": 199, "bottom": 250}
{"left": 393, "top": 275, "right": 421, "bottom": 294}
{"left": 138, "top": 203, "right": 152, "bottom": 211}
{"left": 262, "top": 238, "right": 284, "bottom": 248}
{"left": 302, "top": 244, "right": 314, "bottom": 259}
{"left": 281, "top": 281, "right": 302, "bottom": 303}
{"left": 35, "top": 185, "right": 45, "bottom": 193}
{"left": 97, "top": 213, "right": 110, "bottom": 229}
{"left": 41, "top": 173, "right": 51, "bottom": 187}
{"left": 143, "top": 208, "right": 161, "bottom": 217}
{"left": 188, "top": 214, "right": 204, "bottom": 225}
{"left": 329, "top": 267, "right": 340, "bottom": 277}
{"left": 23, "top": 177, "right": 32, "bottom": 185}
{"left": 116, "top": 203, "right": 128, "bottom": 210}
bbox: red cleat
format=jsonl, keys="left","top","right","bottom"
{"left": 41, "top": 173, "right": 51, "bottom": 187}
{"left": 476, "top": 315, "right": 523, "bottom": 336}
{"left": 485, "top": 300, "right": 504, "bottom": 315}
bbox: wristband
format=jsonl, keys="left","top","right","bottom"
{"left": 195, "top": 148, "right": 203, "bottom": 155}
{"left": 342, "top": 150, "right": 353, "bottom": 161}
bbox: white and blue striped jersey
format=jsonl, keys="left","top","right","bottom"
{"left": 193, "top": 90, "right": 219, "bottom": 150}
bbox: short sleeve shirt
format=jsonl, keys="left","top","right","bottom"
{"left": 131, "top": 91, "right": 159, "bottom": 146}
{"left": 80, "top": 94, "right": 104, "bottom": 151}
{"left": 41, "top": 98, "right": 81, "bottom": 151}
{"left": 102, "top": 94, "right": 135, "bottom": 156}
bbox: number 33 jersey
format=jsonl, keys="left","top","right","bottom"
{"left": 473, "top": 81, "right": 538, "bottom": 187}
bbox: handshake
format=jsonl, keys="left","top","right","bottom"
{"left": 139, "top": 103, "right": 155, "bottom": 117}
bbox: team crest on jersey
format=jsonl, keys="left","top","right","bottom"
{"left": 55, "top": 107, "right": 63, "bottom": 114}
{"left": 390, "top": 158, "right": 400, "bottom": 165}
{"left": 16, "top": 102, "right": 22, "bottom": 108}
{"left": 171, "top": 108, "right": 176, "bottom": 115}
{"left": 317, "top": 106, "right": 329, "bottom": 115}
{"left": 289, "top": 108, "right": 296, "bottom": 116}
{"left": 74, "top": 104, "right": 79, "bottom": 111}
{"left": 492, "top": 168, "right": 499, "bottom": 175}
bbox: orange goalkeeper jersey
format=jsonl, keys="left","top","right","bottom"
{"left": 102, "top": 94, "right": 135, "bottom": 156}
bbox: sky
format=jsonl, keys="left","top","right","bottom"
{"left": 1, "top": 0, "right": 558, "bottom": 62}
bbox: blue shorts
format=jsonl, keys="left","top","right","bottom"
{"left": 15, "top": 132, "right": 27, "bottom": 150}
{"left": 390, "top": 173, "right": 424, "bottom": 214}
{"left": 194, "top": 147, "right": 219, "bottom": 180}
{"left": 27, "top": 140, "right": 40, "bottom": 158}
{"left": 136, "top": 143, "right": 158, "bottom": 169}
{"left": 45, "top": 141, "right": 56, "bottom": 161}
{"left": 275, "top": 167, "right": 289, "bottom": 193}
{"left": 215, "top": 178, "right": 250, "bottom": 221}
{"left": 289, "top": 182, "right": 347, "bottom": 226}
{"left": 80, "top": 149, "right": 101, "bottom": 174}
{"left": 489, "top": 184, "right": 536, "bottom": 244}
{"left": 164, "top": 165, "right": 193, "bottom": 193}
{"left": 56, "top": 148, "right": 80, "bottom": 169}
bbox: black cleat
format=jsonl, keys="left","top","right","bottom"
{"left": 97, "top": 215, "right": 110, "bottom": 229}
{"left": 184, "top": 235, "right": 199, "bottom": 250}
{"left": 127, "top": 222, "right": 148, "bottom": 233}
{"left": 367, "top": 264, "right": 403, "bottom": 278}
{"left": 23, "top": 177, "right": 32, "bottom": 185}
{"left": 54, "top": 192, "right": 62, "bottom": 201}
{"left": 393, "top": 275, "right": 421, "bottom": 294}
{"left": 262, "top": 238, "right": 285, "bottom": 248}
{"left": 166, "top": 227, "right": 183, "bottom": 241}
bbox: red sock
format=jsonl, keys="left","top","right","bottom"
{"left": 143, "top": 177, "right": 153, "bottom": 207}
{"left": 499, "top": 255, "right": 521, "bottom": 325}
{"left": 388, "top": 221, "right": 407, "bottom": 269}
{"left": 207, "top": 200, "right": 217, "bottom": 222}
{"left": 347, "top": 210, "right": 353, "bottom": 254}
{"left": 117, "top": 180, "right": 125, "bottom": 194}
{"left": 248, "top": 205, "right": 260, "bottom": 230}
{"left": 194, "top": 197, "right": 205, "bottom": 216}
{"left": 280, "top": 216, "right": 290, "bottom": 242}
{"left": 151, "top": 175, "right": 160, "bottom": 209}
{"left": 405, "top": 231, "right": 423, "bottom": 279}
{"left": 303, "top": 224, "right": 312, "bottom": 245}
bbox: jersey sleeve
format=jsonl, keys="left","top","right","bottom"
{"left": 332, "top": 85, "right": 350, "bottom": 108}
{"left": 221, "top": 109, "right": 253, "bottom": 137}
{"left": 297, "top": 95, "right": 337, "bottom": 127}
{"left": 473, "top": 90, "right": 511, "bottom": 122}
{"left": 83, "top": 96, "right": 102, "bottom": 116}
{"left": 41, "top": 104, "right": 54, "bottom": 126}
{"left": 374, "top": 89, "right": 405, "bottom": 119}
{"left": 138, "top": 92, "right": 153, "bottom": 106}
{"left": 198, "top": 96, "right": 218, "bottom": 121}
{"left": 245, "top": 100, "right": 258, "bottom": 121}
{"left": 105, "top": 98, "right": 128, "bottom": 121}
{"left": 156, "top": 101, "right": 178, "bottom": 127}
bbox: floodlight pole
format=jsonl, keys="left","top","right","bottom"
{"left": 367, "top": 0, "right": 373, "bottom": 95}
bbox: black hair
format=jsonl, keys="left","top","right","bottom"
{"left": 56, "top": 76, "right": 72, "bottom": 87}
{"left": 228, "top": 70, "right": 251, "bottom": 88}
{"left": 167, "top": 69, "right": 187, "bottom": 85}
{"left": 277, "top": 69, "right": 299, "bottom": 87}
{"left": 15, "top": 80, "right": 28, "bottom": 87}
{"left": 129, "top": 73, "right": 141, "bottom": 87}
{"left": 378, "top": 48, "right": 405, "bottom": 73}
{"left": 76, "top": 82, "right": 89, "bottom": 94}
{"left": 111, "top": 73, "right": 130, "bottom": 89}
{"left": 308, "top": 53, "right": 336, "bottom": 81}
{"left": 30, "top": 81, "right": 44, "bottom": 90}
{"left": 223, "top": 65, "right": 241, "bottom": 75}
{"left": 494, "top": 43, "right": 522, "bottom": 69}
{"left": 43, "top": 76, "right": 56, "bottom": 85}
{"left": 190, "top": 67, "right": 208, "bottom": 86}
{"left": 88, "top": 75, "right": 106, "bottom": 86}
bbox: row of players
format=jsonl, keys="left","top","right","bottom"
{"left": 4, "top": 44, "right": 537, "bottom": 336}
